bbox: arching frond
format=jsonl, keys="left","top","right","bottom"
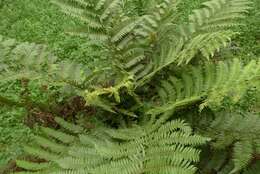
{"left": 148, "top": 59, "right": 259, "bottom": 115}
{"left": 231, "top": 141, "right": 254, "bottom": 174}
{"left": 51, "top": 0, "right": 252, "bottom": 85}
{"left": 16, "top": 117, "right": 208, "bottom": 174}
{"left": 174, "top": 0, "right": 252, "bottom": 64}
{"left": 198, "top": 111, "right": 260, "bottom": 173}
{"left": 138, "top": 0, "right": 252, "bottom": 84}
{"left": 0, "top": 36, "right": 101, "bottom": 91}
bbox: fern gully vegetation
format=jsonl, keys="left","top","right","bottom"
{"left": 0, "top": 0, "right": 259, "bottom": 174}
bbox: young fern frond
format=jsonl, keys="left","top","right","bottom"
{"left": 148, "top": 58, "right": 259, "bottom": 115}
{"left": 83, "top": 76, "right": 136, "bottom": 112}
{"left": 231, "top": 141, "right": 254, "bottom": 174}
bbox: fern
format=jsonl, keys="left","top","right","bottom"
{"left": 175, "top": 0, "right": 252, "bottom": 64}
{"left": 148, "top": 58, "right": 259, "bottom": 115}
{"left": 1, "top": 0, "right": 258, "bottom": 174}
{"left": 15, "top": 117, "right": 208, "bottom": 174}
{"left": 231, "top": 141, "right": 254, "bottom": 174}
{"left": 198, "top": 111, "right": 260, "bottom": 173}
{"left": 52, "top": 0, "right": 252, "bottom": 85}
{"left": 84, "top": 75, "right": 136, "bottom": 112}
{"left": 136, "top": 0, "right": 252, "bottom": 84}
{"left": 0, "top": 35, "right": 103, "bottom": 91}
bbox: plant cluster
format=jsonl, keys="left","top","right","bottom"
{"left": 0, "top": 0, "right": 259, "bottom": 174}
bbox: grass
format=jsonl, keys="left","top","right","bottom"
{"left": 0, "top": 107, "right": 33, "bottom": 166}
{"left": 0, "top": 0, "right": 103, "bottom": 67}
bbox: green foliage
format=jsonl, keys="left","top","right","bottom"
{"left": 0, "top": 0, "right": 259, "bottom": 173}
{"left": 49, "top": 0, "right": 253, "bottom": 87}
{"left": 0, "top": 107, "right": 34, "bottom": 167}
{"left": 0, "top": 35, "right": 110, "bottom": 102}
{"left": 197, "top": 111, "right": 260, "bottom": 173}
{"left": 150, "top": 58, "right": 259, "bottom": 115}
{"left": 0, "top": 0, "right": 105, "bottom": 68}
{"left": 234, "top": 0, "right": 260, "bottom": 58}
{"left": 243, "top": 161, "right": 260, "bottom": 174}
{"left": 16, "top": 117, "right": 208, "bottom": 174}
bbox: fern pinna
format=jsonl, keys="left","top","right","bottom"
{"left": 0, "top": 0, "right": 259, "bottom": 174}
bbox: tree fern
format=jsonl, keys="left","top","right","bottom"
{"left": 1, "top": 1, "right": 258, "bottom": 174}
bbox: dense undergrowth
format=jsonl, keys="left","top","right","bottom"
{"left": 0, "top": 0, "right": 259, "bottom": 173}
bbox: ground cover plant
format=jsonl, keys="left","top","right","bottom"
{"left": 0, "top": 0, "right": 259, "bottom": 174}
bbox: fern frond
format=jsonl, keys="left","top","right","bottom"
{"left": 0, "top": 36, "right": 99, "bottom": 91}
{"left": 231, "top": 141, "right": 254, "bottom": 174}
{"left": 173, "top": 0, "right": 252, "bottom": 64}
{"left": 189, "top": 0, "right": 252, "bottom": 30}
{"left": 83, "top": 76, "right": 135, "bottom": 112}
{"left": 177, "top": 31, "right": 234, "bottom": 64}
{"left": 104, "top": 125, "right": 145, "bottom": 140}
{"left": 148, "top": 59, "right": 259, "bottom": 115}
{"left": 197, "top": 111, "right": 260, "bottom": 173}
{"left": 17, "top": 117, "right": 208, "bottom": 174}
{"left": 34, "top": 136, "right": 68, "bottom": 154}
{"left": 135, "top": 0, "right": 180, "bottom": 38}
{"left": 100, "top": 0, "right": 121, "bottom": 21}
